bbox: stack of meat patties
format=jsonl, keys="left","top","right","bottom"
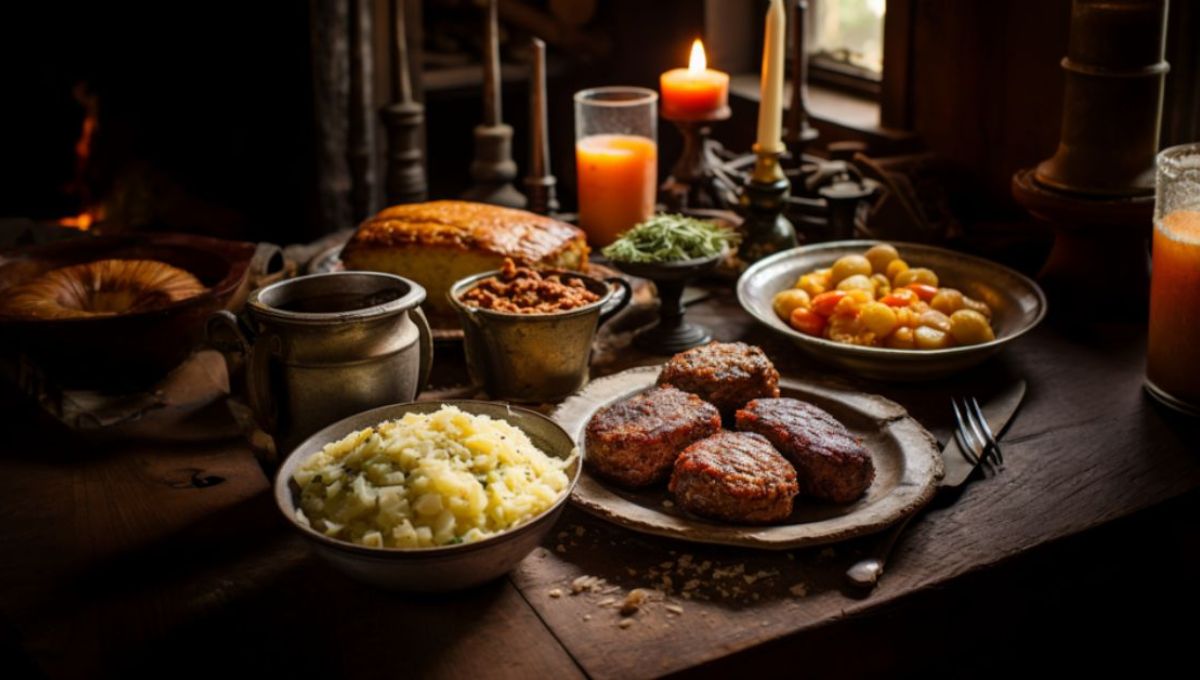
{"left": 585, "top": 342, "right": 875, "bottom": 524}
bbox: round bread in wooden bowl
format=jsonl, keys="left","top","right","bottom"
{"left": 0, "top": 233, "right": 255, "bottom": 390}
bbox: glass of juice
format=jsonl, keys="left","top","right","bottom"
{"left": 1146, "top": 142, "right": 1200, "bottom": 416}
{"left": 574, "top": 87, "right": 658, "bottom": 247}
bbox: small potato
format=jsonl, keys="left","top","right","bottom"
{"left": 886, "top": 259, "right": 909, "bottom": 282}
{"left": 894, "top": 267, "right": 939, "bottom": 288}
{"left": 917, "top": 309, "right": 952, "bottom": 333}
{"left": 895, "top": 306, "right": 920, "bottom": 328}
{"left": 833, "top": 290, "right": 871, "bottom": 316}
{"left": 844, "top": 289, "right": 873, "bottom": 305}
{"left": 949, "top": 309, "right": 995, "bottom": 345}
{"left": 865, "top": 244, "right": 900, "bottom": 274}
{"left": 931, "top": 288, "right": 965, "bottom": 315}
{"left": 886, "top": 326, "right": 916, "bottom": 349}
{"left": 830, "top": 255, "right": 873, "bottom": 286}
{"left": 796, "top": 273, "right": 827, "bottom": 297}
{"left": 773, "top": 289, "right": 811, "bottom": 321}
{"left": 914, "top": 325, "right": 952, "bottom": 349}
{"left": 962, "top": 296, "right": 993, "bottom": 319}
{"left": 870, "top": 273, "right": 891, "bottom": 297}
{"left": 836, "top": 274, "right": 875, "bottom": 296}
{"left": 860, "top": 302, "right": 899, "bottom": 338}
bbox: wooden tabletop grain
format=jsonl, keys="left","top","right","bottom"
{"left": 1, "top": 289, "right": 1197, "bottom": 679}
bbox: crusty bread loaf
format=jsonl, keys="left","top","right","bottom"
{"left": 341, "top": 201, "right": 589, "bottom": 319}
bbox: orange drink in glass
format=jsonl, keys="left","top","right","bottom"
{"left": 1146, "top": 143, "right": 1200, "bottom": 415}
{"left": 574, "top": 87, "right": 658, "bottom": 246}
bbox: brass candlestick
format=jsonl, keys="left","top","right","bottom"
{"left": 463, "top": 0, "right": 526, "bottom": 209}
{"left": 524, "top": 38, "right": 558, "bottom": 215}
{"left": 738, "top": 145, "right": 797, "bottom": 264}
{"left": 660, "top": 106, "right": 732, "bottom": 211}
{"left": 380, "top": 0, "right": 427, "bottom": 204}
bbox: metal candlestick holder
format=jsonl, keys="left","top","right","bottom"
{"left": 737, "top": 145, "right": 797, "bottom": 264}
{"left": 784, "top": 0, "right": 819, "bottom": 165}
{"left": 463, "top": 0, "right": 526, "bottom": 209}
{"left": 689, "top": 0, "right": 877, "bottom": 251}
{"left": 380, "top": 0, "right": 427, "bottom": 204}
{"left": 524, "top": 37, "right": 558, "bottom": 215}
{"left": 661, "top": 106, "right": 732, "bottom": 212}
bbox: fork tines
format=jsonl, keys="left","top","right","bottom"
{"left": 952, "top": 396, "right": 1004, "bottom": 472}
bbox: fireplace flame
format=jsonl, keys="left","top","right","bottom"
{"left": 58, "top": 83, "right": 101, "bottom": 231}
{"left": 57, "top": 210, "right": 101, "bottom": 230}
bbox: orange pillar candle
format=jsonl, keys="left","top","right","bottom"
{"left": 576, "top": 134, "right": 658, "bottom": 246}
{"left": 660, "top": 40, "right": 730, "bottom": 120}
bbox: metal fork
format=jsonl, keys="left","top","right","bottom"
{"left": 952, "top": 396, "right": 1004, "bottom": 473}
{"left": 847, "top": 395, "right": 1010, "bottom": 589}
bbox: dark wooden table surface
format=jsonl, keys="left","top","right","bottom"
{"left": 2, "top": 289, "right": 1199, "bottom": 679}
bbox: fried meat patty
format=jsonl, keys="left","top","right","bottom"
{"left": 736, "top": 398, "right": 874, "bottom": 503}
{"left": 657, "top": 342, "right": 780, "bottom": 418}
{"left": 585, "top": 386, "right": 721, "bottom": 487}
{"left": 668, "top": 431, "right": 798, "bottom": 523}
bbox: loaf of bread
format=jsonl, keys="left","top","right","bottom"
{"left": 341, "top": 201, "right": 589, "bottom": 319}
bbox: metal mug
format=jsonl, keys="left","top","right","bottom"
{"left": 207, "top": 271, "right": 433, "bottom": 456}
{"left": 449, "top": 270, "right": 631, "bottom": 403}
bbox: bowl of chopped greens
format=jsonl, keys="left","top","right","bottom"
{"left": 601, "top": 214, "right": 738, "bottom": 353}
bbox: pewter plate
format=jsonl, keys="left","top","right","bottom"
{"left": 737, "top": 240, "right": 1047, "bottom": 381}
{"left": 552, "top": 366, "right": 943, "bottom": 550}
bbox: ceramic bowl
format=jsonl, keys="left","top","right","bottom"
{"left": 274, "top": 400, "right": 581, "bottom": 591}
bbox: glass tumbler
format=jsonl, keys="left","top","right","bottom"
{"left": 574, "top": 86, "right": 658, "bottom": 247}
{"left": 1146, "top": 142, "right": 1200, "bottom": 415}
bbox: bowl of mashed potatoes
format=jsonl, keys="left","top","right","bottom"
{"left": 274, "top": 400, "right": 580, "bottom": 591}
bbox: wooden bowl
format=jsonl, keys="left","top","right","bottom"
{"left": 0, "top": 233, "right": 255, "bottom": 389}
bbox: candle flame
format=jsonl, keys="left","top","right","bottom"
{"left": 688, "top": 39, "right": 707, "bottom": 73}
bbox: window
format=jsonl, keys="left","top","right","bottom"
{"left": 807, "top": 0, "right": 885, "bottom": 96}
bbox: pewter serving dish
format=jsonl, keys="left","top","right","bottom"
{"left": 274, "top": 400, "right": 581, "bottom": 591}
{"left": 737, "top": 241, "right": 1047, "bottom": 380}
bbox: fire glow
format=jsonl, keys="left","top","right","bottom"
{"left": 58, "top": 83, "right": 101, "bottom": 231}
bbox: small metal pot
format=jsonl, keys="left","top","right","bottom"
{"left": 449, "top": 269, "right": 631, "bottom": 403}
{"left": 208, "top": 271, "right": 433, "bottom": 455}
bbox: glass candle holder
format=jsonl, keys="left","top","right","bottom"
{"left": 1146, "top": 142, "right": 1200, "bottom": 416}
{"left": 574, "top": 87, "right": 658, "bottom": 247}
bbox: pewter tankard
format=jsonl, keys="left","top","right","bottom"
{"left": 449, "top": 270, "right": 629, "bottom": 403}
{"left": 208, "top": 272, "right": 432, "bottom": 455}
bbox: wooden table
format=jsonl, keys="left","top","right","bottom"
{"left": 2, "top": 289, "right": 1198, "bottom": 679}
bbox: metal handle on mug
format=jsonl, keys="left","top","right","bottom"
{"left": 206, "top": 310, "right": 282, "bottom": 435}
{"left": 599, "top": 277, "right": 633, "bottom": 325}
{"left": 409, "top": 306, "right": 434, "bottom": 396}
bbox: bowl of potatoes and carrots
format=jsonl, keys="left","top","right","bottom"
{"left": 736, "top": 241, "right": 1046, "bottom": 381}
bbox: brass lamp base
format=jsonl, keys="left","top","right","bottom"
{"left": 737, "top": 146, "right": 797, "bottom": 265}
